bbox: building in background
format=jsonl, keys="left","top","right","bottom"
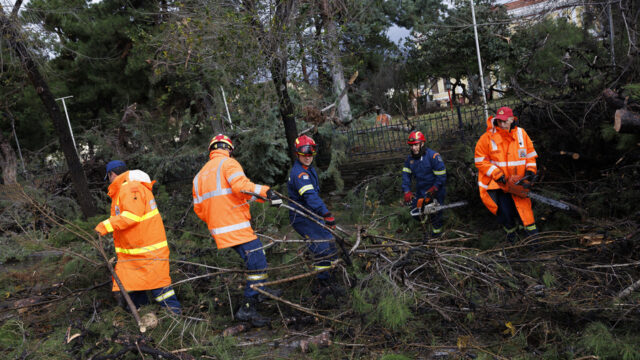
{"left": 426, "top": 0, "right": 584, "bottom": 108}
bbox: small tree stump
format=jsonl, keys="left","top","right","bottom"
{"left": 614, "top": 109, "right": 640, "bottom": 133}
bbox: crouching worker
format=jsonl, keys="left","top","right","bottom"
{"left": 95, "top": 160, "right": 181, "bottom": 314}
{"left": 287, "top": 135, "right": 343, "bottom": 297}
{"left": 192, "top": 134, "right": 282, "bottom": 327}
{"left": 402, "top": 131, "right": 447, "bottom": 242}
{"left": 474, "top": 107, "right": 539, "bottom": 242}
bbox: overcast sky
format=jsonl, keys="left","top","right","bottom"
{"left": 387, "top": 24, "right": 412, "bottom": 45}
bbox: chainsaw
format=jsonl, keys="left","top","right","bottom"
{"left": 410, "top": 199, "right": 468, "bottom": 217}
{"left": 241, "top": 190, "right": 352, "bottom": 266}
{"left": 506, "top": 174, "right": 571, "bottom": 211}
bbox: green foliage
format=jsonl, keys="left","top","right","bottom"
{"left": 622, "top": 83, "right": 640, "bottom": 103}
{"left": 579, "top": 322, "right": 640, "bottom": 360}
{"left": 541, "top": 271, "right": 556, "bottom": 288}
{"left": 352, "top": 288, "right": 375, "bottom": 314}
{"left": 0, "top": 319, "right": 26, "bottom": 355}
{"left": 234, "top": 124, "right": 290, "bottom": 185}
{"left": 380, "top": 354, "right": 413, "bottom": 360}
{"left": 49, "top": 215, "right": 103, "bottom": 247}
{"left": 375, "top": 292, "right": 413, "bottom": 331}
{"left": 406, "top": 0, "right": 509, "bottom": 103}
{"left": 353, "top": 274, "right": 414, "bottom": 332}
{"left": 503, "top": 18, "right": 607, "bottom": 99}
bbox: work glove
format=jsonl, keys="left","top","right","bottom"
{"left": 496, "top": 175, "right": 507, "bottom": 185}
{"left": 425, "top": 186, "right": 438, "bottom": 199}
{"left": 266, "top": 189, "right": 282, "bottom": 206}
{"left": 522, "top": 170, "right": 536, "bottom": 189}
{"left": 323, "top": 213, "right": 336, "bottom": 229}
{"left": 403, "top": 191, "right": 414, "bottom": 205}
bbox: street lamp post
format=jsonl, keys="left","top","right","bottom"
{"left": 470, "top": 0, "right": 489, "bottom": 120}
{"left": 55, "top": 95, "right": 79, "bottom": 157}
{"left": 444, "top": 79, "right": 453, "bottom": 111}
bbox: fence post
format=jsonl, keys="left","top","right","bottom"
{"left": 456, "top": 103, "right": 464, "bottom": 140}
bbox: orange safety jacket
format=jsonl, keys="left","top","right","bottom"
{"left": 95, "top": 170, "right": 172, "bottom": 292}
{"left": 192, "top": 149, "right": 270, "bottom": 249}
{"left": 376, "top": 113, "right": 391, "bottom": 126}
{"left": 474, "top": 117, "right": 538, "bottom": 226}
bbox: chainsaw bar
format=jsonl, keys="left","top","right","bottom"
{"left": 410, "top": 201, "right": 468, "bottom": 217}
{"left": 528, "top": 192, "right": 570, "bottom": 210}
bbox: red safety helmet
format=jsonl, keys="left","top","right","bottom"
{"left": 495, "top": 107, "right": 516, "bottom": 121}
{"left": 407, "top": 131, "right": 426, "bottom": 145}
{"left": 295, "top": 135, "right": 317, "bottom": 156}
{"left": 209, "top": 134, "right": 234, "bottom": 151}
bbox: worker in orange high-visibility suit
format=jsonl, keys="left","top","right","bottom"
{"left": 192, "top": 134, "right": 282, "bottom": 327}
{"left": 374, "top": 106, "right": 391, "bottom": 126}
{"left": 474, "top": 107, "right": 539, "bottom": 242}
{"left": 95, "top": 160, "right": 181, "bottom": 314}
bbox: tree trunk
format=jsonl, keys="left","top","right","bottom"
{"left": 614, "top": 109, "right": 640, "bottom": 133}
{"left": 271, "top": 0, "right": 299, "bottom": 162}
{"left": 313, "top": 18, "right": 331, "bottom": 92}
{"left": 271, "top": 57, "right": 298, "bottom": 162}
{"left": 322, "top": 1, "right": 351, "bottom": 125}
{"left": 0, "top": 9, "right": 97, "bottom": 217}
{"left": 0, "top": 131, "right": 18, "bottom": 184}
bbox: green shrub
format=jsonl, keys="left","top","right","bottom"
{"left": 380, "top": 354, "right": 413, "bottom": 360}
{"left": 579, "top": 322, "right": 640, "bottom": 360}
{"left": 375, "top": 292, "right": 413, "bottom": 331}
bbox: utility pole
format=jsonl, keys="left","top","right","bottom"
{"left": 55, "top": 95, "right": 79, "bottom": 156}
{"left": 470, "top": 0, "right": 489, "bottom": 120}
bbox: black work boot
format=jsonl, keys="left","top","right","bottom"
{"left": 235, "top": 298, "right": 270, "bottom": 327}
{"left": 422, "top": 232, "right": 430, "bottom": 244}
{"left": 256, "top": 287, "right": 283, "bottom": 303}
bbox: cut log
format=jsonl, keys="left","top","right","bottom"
{"left": 602, "top": 88, "right": 626, "bottom": 109}
{"left": 614, "top": 109, "right": 640, "bottom": 133}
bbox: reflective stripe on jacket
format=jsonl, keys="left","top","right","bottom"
{"left": 287, "top": 159, "right": 330, "bottom": 226}
{"left": 474, "top": 117, "right": 538, "bottom": 225}
{"left": 94, "top": 170, "right": 171, "bottom": 292}
{"left": 401, "top": 148, "right": 447, "bottom": 198}
{"left": 192, "top": 149, "right": 270, "bottom": 249}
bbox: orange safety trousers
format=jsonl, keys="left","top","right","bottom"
{"left": 474, "top": 117, "right": 538, "bottom": 226}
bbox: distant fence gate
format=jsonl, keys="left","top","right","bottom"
{"left": 343, "top": 99, "right": 521, "bottom": 160}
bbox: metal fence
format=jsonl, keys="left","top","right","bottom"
{"left": 343, "top": 99, "right": 521, "bottom": 159}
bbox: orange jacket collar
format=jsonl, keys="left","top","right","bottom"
{"left": 108, "top": 171, "right": 154, "bottom": 197}
{"left": 209, "top": 149, "right": 230, "bottom": 160}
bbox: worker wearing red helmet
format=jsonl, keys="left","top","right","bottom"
{"left": 402, "top": 130, "right": 447, "bottom": 242}
{"left": 287, "top": 135, "right": 342, "bottom": 296}
{"left": 474, "top": 107, "right": 539, "bottom": 242}
{"left": 192, "top": 134, "right": 282, "bottom": 327}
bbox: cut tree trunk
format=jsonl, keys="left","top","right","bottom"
{"left": 0, "top": 9, "right": 97, "bottom": 217}
{"left": 614, "top": 109, "right": 640, "bottom": 133}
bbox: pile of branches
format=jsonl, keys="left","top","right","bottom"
{"left": 4, "top": 184, "right": 640, "bottom": 357}
{"left": 348, "top": 223, "right": 640, "bottom": 338}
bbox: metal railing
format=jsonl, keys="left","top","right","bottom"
{"left": 344, "top": 99, "right": 521, "bottom": 159}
